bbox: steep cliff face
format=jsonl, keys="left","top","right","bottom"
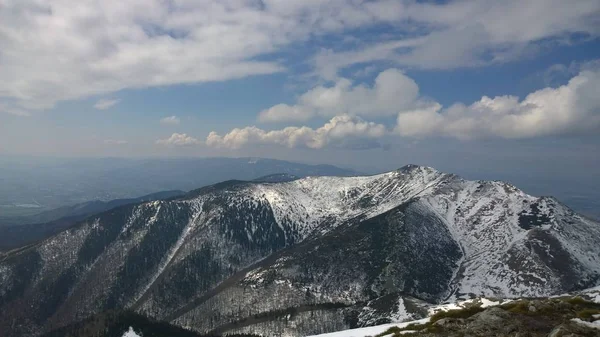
{"left": 1, "top": 165, "right": 599, "bottom": 337}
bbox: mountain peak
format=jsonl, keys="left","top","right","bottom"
{"left": 397, "top": 163, "right": 439, "bottom": 174}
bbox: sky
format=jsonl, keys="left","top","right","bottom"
{"left": 1, "top": 0, "right": 600, "bottom": 180}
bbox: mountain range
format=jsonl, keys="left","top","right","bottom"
{"left": 0, "top": 157, "right": 357, "bottom": 222}
{"left": 1, "top": 165, "right": 599, "bottom": 337}
{"left": 0, "top": 190, "right": 185, "bottom": 252}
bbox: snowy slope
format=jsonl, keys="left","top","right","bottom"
{"left": 253, "top": 165, "right": 446, "bottom": 238}
{"left": 422, "top": 178, "right": 600, "bottom": 300}
{"left": 305, "top": 318, "right": 430, "bottom": 337}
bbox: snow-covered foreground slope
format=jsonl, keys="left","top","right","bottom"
{"left": 305, "top": 298, "right": 507, "bottom": 337}
{"left": 308, "top": 287, "right": 600, "bottom": 337}
{"left": 306, "top": 318, "right": 431, "bottom": 337}
{"left": 1, "top": 165, "right": 599, "bottom": 337}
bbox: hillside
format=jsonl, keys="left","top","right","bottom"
{"left": 1, "top": 165, "right": 599, "bottom": 337}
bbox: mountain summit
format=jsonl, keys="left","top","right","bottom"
{"left": 1, "top": 166, "right": 599, "bottom": 336}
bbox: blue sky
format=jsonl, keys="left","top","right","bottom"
{"left": 1, "top": 0, "right": 600, "bottom": 180}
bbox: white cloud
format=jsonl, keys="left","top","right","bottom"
{"left": 259, "top": 104, "right": 315, "bottom": 123}
{"left": 160, "top": 116, "right": 181, "bottom": 125}
{"left": 217, "top": 65, "right": 600, "bottom": 150}
{"left": 396, "top": 67, "right": 600, "bottom": 139}
{"left": 311, "top": 0, "right": 600, "bottom": 76}
{"left": 0, "top": 103, "right": 31, "bottom": 117}
{"left": 540, "top": 59, "right": 600, "bottom": 86}
{"left": 104, "top": 139, "right": 128, "bottom": 145}
{"left": 94, "top": 99, "right": 120, "bottom": 110}
{"left": 1, "top": 0, "right": 597, "bottom": 111}
{"left": 156, "top": 133, "right": 201, "bottom": 146}
{"left": 207, "top": 115, "right": 386, "bottom": 150}
{"left": 0, "top": 0, "right": 407, "bottom": 111}
{"left": 259, "top": 69, "right": 421, "bottom": 122}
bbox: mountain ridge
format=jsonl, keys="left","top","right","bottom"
{"left": 1, "top": 165, "right": 599, "bottom": 337}
{"left": 0, "top": 190, "right": 186, "bottom": 252}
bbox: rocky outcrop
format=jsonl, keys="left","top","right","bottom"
{"left": 372, "top": 296, "right": 600, "bottom": 337}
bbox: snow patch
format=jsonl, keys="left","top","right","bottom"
{"left": 571, "top": 318, "right": 600, "bottom": 330}
{"left": 428, "top": 297, "right": 507, "bottom": 316}
{"left": 579, "top": 285, "right": 600, "bottom": 304}
{"left": 390, "top": 297, "right": 409, "bottom": 322}
{"left": 122, "top": 326, "right": 142, "bottom": 337}
{"left": 306, "top": 318, "right": 430, "bottom": 337}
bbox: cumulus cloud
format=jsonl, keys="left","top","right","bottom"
{"left": 160, "top": 116, "right": 181, "bottom": 125}
{"left": 259, "top": 69, "right": 420, "bottom": 122}
{"left": 156, "top": 133, "right": 201, "bottom": 146}
{"left": 531, "top": 59, "right": 600, "bottom": 87}
{"left": 217, "top": 65, "right": 600, "bottom": 150}
{"left": 207, "top": 115, "right": 386, "bottom": 150}
{"left": 94, "top": 99, "right": 120, "bottom": 110}
{"left": 2, "top": 1, "right": 597, "bottom": 111}
{"left": 104, "top": 139, "right": 128, "bottom": 145}
{"left": 396, "top": 68, "right": 600, "bottom": 139}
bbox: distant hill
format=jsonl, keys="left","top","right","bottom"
{"left": 0, "top": 190, "right": 185, "bottom": 252}
{"left": 0, "top": 156, "right": 358, "bottom": 223}
{"left": 2, "top": 190, "right": 185, "bottom": 227}
{"left": 252, "top": 173, "right": 300, "bottom": 183}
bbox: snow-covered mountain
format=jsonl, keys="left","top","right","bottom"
{"left": 1, "top": 165, "right": 599, "bottom": 337}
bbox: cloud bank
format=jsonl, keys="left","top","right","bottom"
{"left": 259, "top": 69, "right": 421, "bottom": 123}
{"left": 207, "top": 115, "right": 386, "bottom": 150}
{"left": 208, "top": 65, "right": 600, "bottom": 150}
{"left": 396, "top": 68, "right": 600, "bottom": 139}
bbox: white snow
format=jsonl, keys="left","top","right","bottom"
{"left": 250, "top": 167, "right": 449, "bottom": 242}
{"left": 428, "top": 297, "right": 507, "bottom": 316}
{"left": 580, "top": 285, "right": 600, "bottom": 304}
{"left": 571, "top": 318, "right": 600, "bottom": 330}
{"left": 390, "top": 297, "right": 409, "bottom": 322}
{"left": 418, "top": 178, "right": 578, "bottom": 300}
{"left": 242, "top": 166, "right": 600, "bottom": 305}
{"left": 122, "top": 326, "right": 142, "bottom": 337}
{"left": 36, "top": 223, "right": 91, "bottom": 285}
{"left": 308, "top": 291, "right": 600, "bottom": 337}
{"left": 305, "top": 318, "right": 430, "bottom": 337}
